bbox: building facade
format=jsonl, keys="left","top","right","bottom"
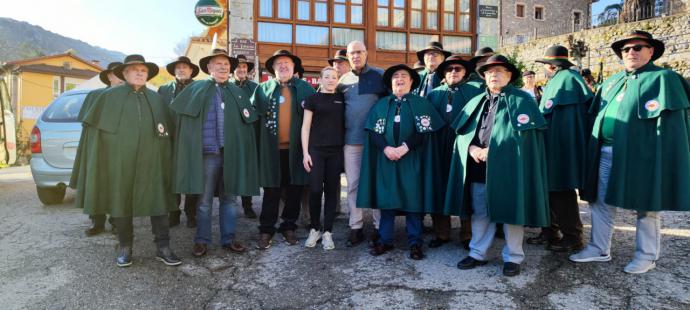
{"left": 500, "top": 0, "right": 595, "bottom": 46}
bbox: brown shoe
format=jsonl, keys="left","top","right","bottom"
{"left": 256, "top": 233, "right": 272, "bottom": 250}
{"left": 282, "top": 230, "right": 298, "bottom": 245}
{"left": 346, "top": 229, "right": 364, "bottom": 247}
{"left": 192, "top": 243, "right": 207, "bottom": 257}
{"left": 370, "top": 243, "right": 394, "bottom": 256}
{"left": 222, "top": 241, "right": 248, "bottom": 254}
{"left": 409, "top": 244, "right": 425, "bottom": 260}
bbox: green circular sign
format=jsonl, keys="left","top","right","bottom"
{"left": 195, "top": 0, "right": 225, "bottom": 27}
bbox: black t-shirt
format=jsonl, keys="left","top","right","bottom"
{"left": 303, "top": 92, "right": 345, "bottom": 147}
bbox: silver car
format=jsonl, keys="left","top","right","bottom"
{"left": 30, "top": 89, "right": 90, "bottom": 204}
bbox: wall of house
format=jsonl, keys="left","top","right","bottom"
{"left": 500, "top": 0, "right": 593, "bottom": 45}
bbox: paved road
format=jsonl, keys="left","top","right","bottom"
{"left": 1, "top": 166, "right": 689, "bottom": 309}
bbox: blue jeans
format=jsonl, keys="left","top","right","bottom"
{"left": 195, "top": 152, "right": 237, "bottom": 246}
{"left": 378, "top": 210, "right": 423, "bottom": 247}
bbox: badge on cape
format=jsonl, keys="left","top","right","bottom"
{"left": 279, "top": 96, "right": 286, "bottom": 104}
{"left": 645, "top": 100, "right": 660, "bottom": 112}
{"left": 157, "top": 123, "right": 166, "bottom": 136}
{"left": 517, "top": 114, "right": 530, "bottom": 125}
{"left": 221, "top": 102, "right": 225, "bottom": 110}
{"left": 301, "top": 100, "right": 305, "bottom": 108}
{"left": 616, "top": 93, "right": 625, "bottom": 102}
{"left": 420, "top": 116, "right": 431, "bottom": 128}
{"left": 544, "top": 99, "right": 554, "bottom": 109}
{"left": 394, "top": 115, "right": 401, "bottom": 123}
{"left": 243, "top": 108, "right": 250, "bottom": 118}
{"left": 446, "top": 104, "right": 453, "bottom": 113}
{"left": 374, "top": 118, "right": 386, "bottom": 134}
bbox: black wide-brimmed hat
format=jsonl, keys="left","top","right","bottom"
{"left": 476, "top": 54, "right": 521, "bottom": 84}
{"left": 199, "top": 49, "right": 239, "bottom": 75}
{"left": 611, "top": 30, "right": 665, "bottom": 61}
{"left": 470, "top": 47, "right": 495, "bottom": 66}
{"left": 436, "top": 55, "right": 472, "bottom": 77}
{"left": 165, "top": 56, "right": 200, "bottom": 78}
{"left": 295, "top": 64, "right": 305, "bottom": 79}
{"left": 327, "top": 49, "right": 348, "bottom": 66}
{"left": 113, "top": 55, "right": 159, "bottom": 81}
{"left": 265, "top": 49, "right": 302, "bottom": 75}
{"left": 99, "top": 61, "right": 123, "bottom": 85}
{"left": 535, "top": 45, "right": 575, "bottom": 68}
{"left": 416, "top": 41, "right": 452, "bottom": 64}
{"left": 235, "top": 54, "right": 255, "bottom": 72}
{"left": 383, "top": 64, "right": 421, "bottom": 91}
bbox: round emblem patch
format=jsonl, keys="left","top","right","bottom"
{"left": 421, "top": 118, "right": 431, "bottom": 127}
{"left": 545, "top": 99, "right": 554, "bottom": 109}
{"left": 243, "top": 108, "right": 250, "bottom": 118}
{"left": 446, "top": 104, "right": 453, "bottom": 113}
{"left": 645, "top": 100, "right": 660, "bottom": 112}
{"left": 157, "top": 123, "right": 165, "bottom": 133}
{"left": 517, "top": 114, "right": 530, "bottom": 124}
{"left": 279, "top": 96, "right": 286, "bottom": 104}
{"left": 221, "top": 102, "right": 225, "bottom": 110}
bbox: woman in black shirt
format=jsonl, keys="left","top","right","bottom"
{"left": 301, "top": 67, "right": 345, "bottom": 250}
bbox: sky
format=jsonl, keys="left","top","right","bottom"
{"left": 0, "top": 0, "right": 207, "bottom": 65}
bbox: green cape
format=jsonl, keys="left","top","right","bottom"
{"left": 356, "top": 93, "right": 445, "bottom": 212}
{"left": 581, "top": 63, "right": 690, "bottom": 212}
{"left": 75, "top": 84, "right": 176, "bottom": 217}
{"left": 444, "top": 85, "right": 550, "bottom": 226}
{"left": 69, "top": 87, "right": 105, "bottom": 191}
{"left": 413, "top": 68, "right": 443, "bottom": 96}
{"left": 465, "top": 74, "right": 486, "bottom": 90}
{"left": 426, "top": 82, "right": 484, "bottom": 212}
{"left": 539, "top": 69, "right": 594, "bottom": 191}
{"left": 253, "top": 78, "right": 316, "bottom": 187}
{"left": 231, "top": 78, "right": 258, "bottom": 98}
{"left": 171, "top": 78, "right": 260, "bottom": 196}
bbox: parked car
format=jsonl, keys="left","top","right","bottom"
{"left": 30, "top": 89, "right": 90, "bottom": 204}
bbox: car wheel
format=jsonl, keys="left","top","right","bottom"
{"left": 36, "top": 186, "right": 66, "bottom": 205}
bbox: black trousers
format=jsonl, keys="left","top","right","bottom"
{"left": 113, "top": 215, "right": 170, "bottom": 247}
{"left": 259, "top": 149, "right": 303, "bottom": 234}
{"left": 307, "top": 146, "right": 343, "bottom": 232}
{"left": 173, "top": 194, "right": 199, "bottom": 217}
{"left": 546, "top": 190, "right": 584, "bottom": 240}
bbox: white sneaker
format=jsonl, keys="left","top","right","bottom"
{"left": 322, "top": 232, "right": 335, "bottom": 250}
{"left": 304, "top": 229, "right": 321, "bottom": 248}
{"left": 624, "top": 259, "right": 656, "bottom": 274}
{"left": 569, "top": 245, "right": 612, "bottom": 263}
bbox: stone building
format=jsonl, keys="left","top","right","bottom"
{"left": 500, "top": 0, "right": 595, "bottom": 45}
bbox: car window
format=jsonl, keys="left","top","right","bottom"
{"left": 41, "top": 93, "right": 87, "bottom": 122}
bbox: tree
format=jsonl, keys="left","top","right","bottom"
{"left": 596, "top": 2, "right": 623, "bottom": 26}
{"left": 506, "top": 51, "right": 527, "bottom": 88}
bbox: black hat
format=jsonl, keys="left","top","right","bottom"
{"left": 611, "top": 30, "right": 665, "bottom": 61}
{"left": 165, "top": 56, "right": 200, "bottom": 78}
{"left": 416, "top": 41, "right": 452, "bottom": 64}
{"left": 383, "top": 64, "right": 421, "bottom": 91}
{"left": 476, "top": 54, "right": 521, "bottom": 84}
{"left": 522, "top": 70, "right": 536, "bottom": 76}
{"left": 580, "top": 68, "right": 593, "bottom": 76}
{"left": 327, "top": 49, "right": 348, "bottom": 66}
{"left": 295, "top": 64, "right": 305, "bottom": 79}
{"left": 113, "top": 55, "right": 159, "bottom": 81}
{"left": 470, "top": 47, "right": 495, "bottom": 65}
{"left": 436, "top": 55, "right": 472, "bottom": 77}
{"left": 235, "top": 54, "right": 255, "bottom": 72}
{"left": 99, "top": 61, "right": 123, "bottom": 85}
{"left": 265, "top": 49, "right": 302, "bottom": 75}
{"left": 412, "top": 60, "right": 425, "bottom": 72}
{"left": 199, "top": 49, "right": 239, "bottom": 75}
{"left": 535, "top": 45, "right": 575, "bottom": 68}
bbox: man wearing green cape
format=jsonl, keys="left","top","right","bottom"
{"left": 357, "top": 64, "right": 444, "bottom": 260}
{"left": 172, "top": 49, "right": 258, "bottom": 257}
{"left": 253, "top": 50, "right": 316, "bottom": 250}
{"left": 426, "top": 55, "right": 482, "bottom": 250}
{"left": 76, "top": 55, "right": 180, "bottom": 267}
{"left": 70, "top": 61, "right": 122, "bottom": 237}
{"left": 527, "top": 45, "right": 593, "bottom": 252}
{"left": 413, "top": 41, "right": 451, "bottom": 97}
{"left": 570, "top": 31, "right": 690, "bottom": 274}
{"left": 465, "top": 47, "right": 494, "bottom": 90}
{"left": 448, "top": 55, "right": 549, "bottom": 277}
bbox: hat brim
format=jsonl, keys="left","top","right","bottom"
{"left": 436, "top": 58, "right": 472, "bottom": 78}
{"left": 383, "top": 64, "right": 421, "bottom": 91}
{"left": 235, "top": 61, "right": 255, "bottom": 73}
{"left": 416, "top": 48, "right": 452, "bottom": 64}
{"left": 200, "top": 54, "right": 239, "bottom": 75}
{"left": 99, "top": 69, "right": 112, "bottom": 86}
{"left": 535, "top": 58, "right": 575, "bottom": 68}
{"left": 477, "top": 62, "right": 521, "bottom": 84}
{"left": 113, "top": 62, "right": 159, "bottom": 81}
{"left": 265, "top": 54, "right": 302, "bottom": 75}
{"left": 611, "top": 37, "right": 665, "bottom": 61}
{"left": 470, "top": 53, "right": 494, "bottom": 66}
{"left": 327, "top": 57, "right": 348, "bottom": 66}
{"left": 166, "top": 61, "right": 200, "bottom": 78}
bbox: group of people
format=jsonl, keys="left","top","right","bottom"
{"left": 70, "top": 30, "right": 690, "bottom": 277}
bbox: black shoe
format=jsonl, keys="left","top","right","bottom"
{"left": 85, "top": 225, "right": 105, "bottom": 237}
{"left": 457, "top": 256, "right": 488, "bottom": 270}
{"left": 428, "top": 238, "right": 450, "bottom": 248}
{"left": 547, "top": 237, "right": 584, "bottom": 252}
{"left": 370, "top": 243, "right": 394, "bottom": 256}
{"left": 526, "top": 232, "right": 559, "bottom": 245}
{"left": 368, "top": 230, "right": 380, "bottom": 248}
{"left": 156, "top": 247, "right": 182, "bottom": 266}
{"left": 346, "top": 229, "right": 364, "bottom": 247}
{"left": 116, "top": 246, "right": 132, "bottom": 267}
{"left": 409, "top": 245, "right": 425, "bottom": 260}
{"left": 503, "top": 262, "right": 521, "bottom": 277}
{"left": 169, "top": 211, "right": 181, "bottom": 227}
{"left": 495, "top": 224, "right": 504, "bottom": 239}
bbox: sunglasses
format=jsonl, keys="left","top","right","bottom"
{"left": 445, "top": 66, "right": 465, "bottom": 73}
{"left": 621, "top": 44, "right": 651, "bottom": 53}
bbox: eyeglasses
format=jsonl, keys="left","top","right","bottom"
{"left": 621, "top": 44, "right": 651, "bottom": 53}
{"left": 445, "top": 66, "right": 465, "bottom": 73}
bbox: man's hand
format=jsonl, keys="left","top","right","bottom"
{"left": 469, "top": 145, "right": 489, "bottom": 163}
